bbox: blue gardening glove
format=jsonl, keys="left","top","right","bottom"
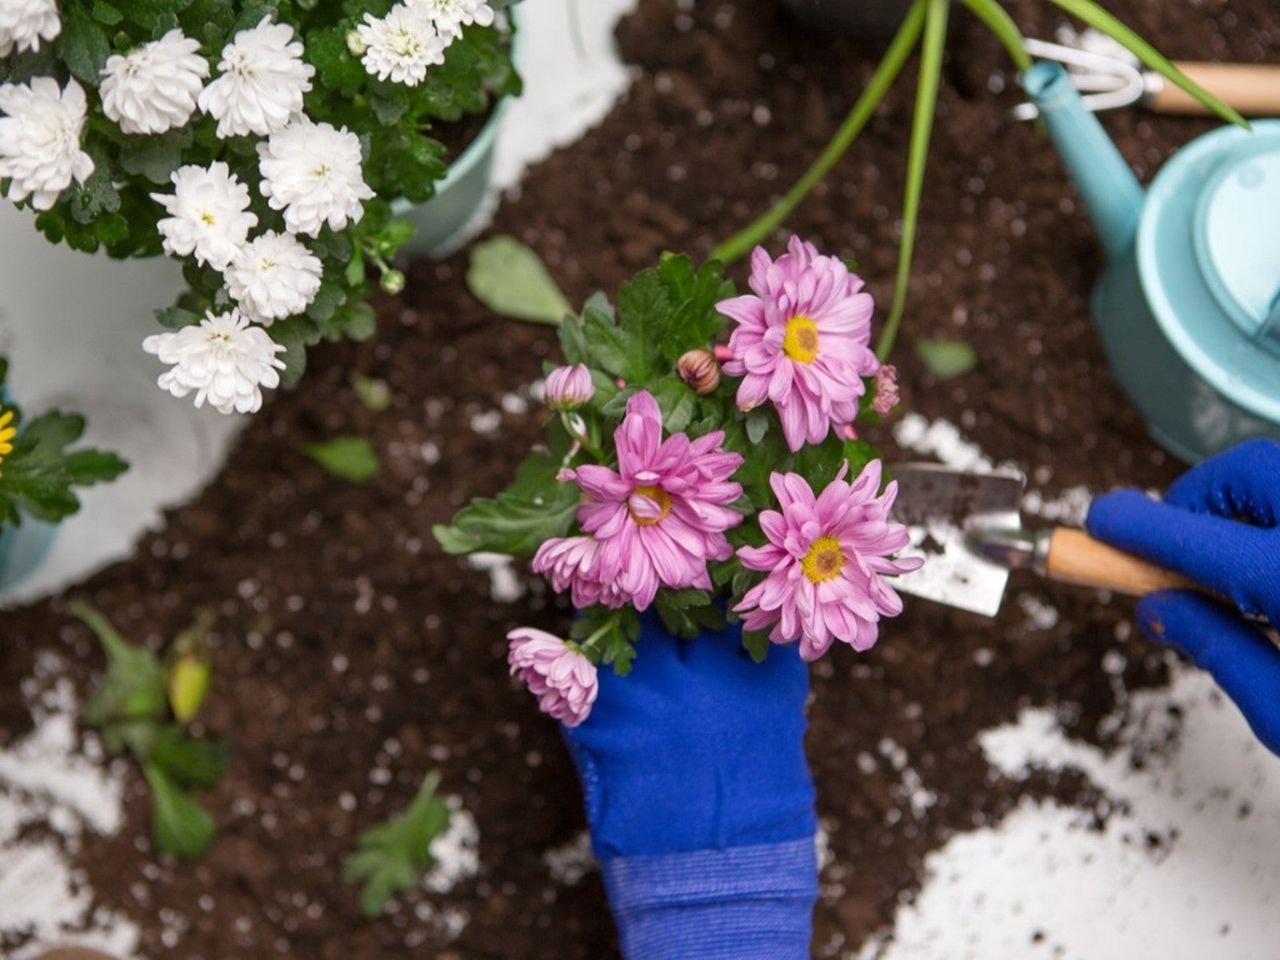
{"left": 1087, "top": 438, "right": 1280, "bottom": 754}
{"left": 563, "top": 615, "right": 818, "bottom": 960}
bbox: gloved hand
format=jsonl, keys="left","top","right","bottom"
{"left": 563, "top": 615, "right": 817, "bottom": 960}
{"left": 1087, "top": 438, "right": 1280, "bottom": 754}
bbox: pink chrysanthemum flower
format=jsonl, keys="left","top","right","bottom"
{"left": 532, "top": 535, "right": 632, "bottom": 609}
{"left": 561, "top": 390, "right": 744, "bottom": 611}
{"left": 508, "top": 628, "right": 598, "bottom": 726}
{"left": 718, "top": 237, "right": 880, "bottom": 452}
{"left": 734, "top": 460, "right": 922, "bottom": 661}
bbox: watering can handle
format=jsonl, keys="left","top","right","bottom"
{"left": 1147, "top": 62, "right": 1280, "bottom": 117}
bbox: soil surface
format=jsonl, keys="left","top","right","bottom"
{"left": 4, "top": 1, "right": 1279, "bottom": 958}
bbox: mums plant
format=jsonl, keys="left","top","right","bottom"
{"left": 0, "top": 0, "right": 520, "bottom": 414}
{"left": 437, "top": 238, "right": 922, "bottom": 725}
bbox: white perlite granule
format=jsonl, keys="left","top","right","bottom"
{"left": 0, "top": 656, "right": 140, "bottom": 959}
{"left": 422, "top": 798, "right": 481, "bottom": 895}
{"left": 544, "top": 830, "right": 595, "bottom": 886}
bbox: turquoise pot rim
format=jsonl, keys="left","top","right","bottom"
{"left": 1137, "top": 120, "right": 1280, "bottom": 424}
{"left": 389, "top": 8, "right": 522, "bottom": 219}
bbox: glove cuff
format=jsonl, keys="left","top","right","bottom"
{"left": 601, "top": 836, "right": 818, "bottom": 960}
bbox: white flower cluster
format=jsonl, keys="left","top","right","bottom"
{"left": 0, "top": 12, "right": 382, "bottom": 416}
{"left": 355, "top": 0, "right": 495, "bottom": 88}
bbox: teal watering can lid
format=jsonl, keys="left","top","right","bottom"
{"left": 1195, "top": 147, "right": 1280, "bottom": 347}
{"left": 1138, "top": 121, "right": 1280, "bottom": 423}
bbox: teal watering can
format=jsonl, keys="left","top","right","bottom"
{"left": 1023, "top": 61, "right": 1280, "bottom": 463}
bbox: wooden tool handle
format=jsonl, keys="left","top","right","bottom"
{"left": 1044, "top": 528, "right": 1193, "bottom": 597}
{"left": 1150, "top": 62, "right": 1280, "bottom": 116}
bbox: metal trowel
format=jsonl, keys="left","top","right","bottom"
{"left": 888, "top": 463, "right": 1190, "bottom": 617}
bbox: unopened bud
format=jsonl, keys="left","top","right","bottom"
{"left": 676, "top": 348, "right": 720, "bottom": 395}
{"left": 871, "top": 364, "right": 900, "bottom": 416}
{"left": 380, "top": 268, "right": 406, "bottom": 295}
{"left": 167, "top": 613, "right": 214, "bottom": 723}
{"left": 346, "top": 29, "right": 368, "bottom": 56}
{"left": 545, "top": 364, "right": 595, "bottom": 411}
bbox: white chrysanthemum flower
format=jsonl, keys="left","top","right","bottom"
{"left": 151, "top": 161, "right": 258, "bottom": 271}
{"left": 410, "top": 0, "right": 494, "bottom": 30}
{"left": 0, "top": 0, "right": 60, "bottom": 56}
{"left": 0, "top": 76, "right": 93, "bottom": 211}
{"left": 258, "top": 117, "right": 374, "bottom": 237}
{"left": 101, "top": 29, "right": 209, "bottom": 135}
{"left": 197, "top": 15, "right": 314, "bottom": 139}
{"left": 143, "top": 308, "right": 286, "bottom": 415}
{"left": 356, "top": 3, "right": 451, "bottom": 86}
{"left": 225, "top": 230, "right": 323, "bottom": 324}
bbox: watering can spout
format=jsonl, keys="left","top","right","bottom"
{"left": 1023, "top": 61, "right": 1144, "bottom": 261}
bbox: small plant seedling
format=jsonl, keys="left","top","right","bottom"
{"left": 467, "top": 235, "right": 573, "bottom": 326}
{"left": 343, "top": 771, "right": 452, "bottom": 917}
{"left": 350, "top": 373, "right": 394, "bottom": 413}
{"left": 75, "top": 603, "right": 230, "bottom": 860}
{"left": 916, "top": 338, "right": 979, "bottom": 379}
{"left": 303, "top": 436, "right": 381, "bottom": 484}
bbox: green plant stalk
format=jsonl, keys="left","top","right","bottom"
{"left": 709, "top": 0, "right": 928, "bottom": 265}
{"left": 1046, "top": 0, "right": 1249, "bottom": 129}
{"left": 959, "top": 0, "right": 1030, "bottom": 72}
{"left": 875, "top": 0, "right": 950, "bottom": 362}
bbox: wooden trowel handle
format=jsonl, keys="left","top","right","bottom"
{"left": 1151, "top": 62, "right": 1280, "bottom": 116}
{"left": 1044, "top": 528, "right": 1193, "bottom": 597}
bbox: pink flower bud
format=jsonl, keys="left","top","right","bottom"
{"left": 545, "top": 364, "right": 594, "bottom": 411}
{"left": 872, "top": 364, "right": 900, "bottom": 416}
{"left": 676, "top": 348, "right": 721, "bottom": 395}
{"left": 507, "top": 627, "right": 599, "bottom": 727}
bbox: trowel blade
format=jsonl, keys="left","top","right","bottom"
{"left": 888, "top": 463, "right": 1026, "bottom": 618}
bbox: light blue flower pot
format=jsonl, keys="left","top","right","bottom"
{"left": 391, "top": 16, "right": 523, "bottom": 258}
{"left": 0, "top": 388, "right": 56, "bottom": 596}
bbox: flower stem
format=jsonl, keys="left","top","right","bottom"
{"left": 560, "top": 411, "right": 606, "bottom": 462}
{"left": 576, "top": 616, "right": 618, "bottom": 662}
{"left": 874, "top": 0, "right": 950, "bottom": 363}
{"left": 708, "top": 0, "right": 928, "bottom": 266}
{"left": 959, "top": 0, "right": 1030, "bottom": 73}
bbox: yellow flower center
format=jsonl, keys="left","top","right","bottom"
{"left": 199, "top": 210, "right": 216, "bottom": 226}
{"left": 0, "top": 408, "right": 15, "bottom": 479}
{"left": 783, "top": 315, "right": 819, "bottom": 364}
{"left": 801, "top": 535, "right": 844, "bottom": 584}
{"left": 629, "top": 484, "right": 672, "bottom": 526}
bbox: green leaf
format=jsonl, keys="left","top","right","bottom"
{"left": 155, "top": 305, "right": 201, "bottom": 329}
{"left": 915, "top": 337, "right": 978, "bottom": 379}
{"left": 61, "top": 449, "right": 129, "bottom": 484}
{"left": 649, "top": 377, "right": 696, "bottom": 434}
{"left": 742, "top": 629, "right": 771, "bottom": 663}
{"left": 308, "top": 24, "right": 369, "bottom": 97}
{"left": 144, "top": 764, "right": 215, "bottom": 859}
{"left": 745, "top": 411, "right": 769, "bottom": 445}
{"left": 433, "top": 452, "right": 580, "bottom": 557}
{"left": 343, "top": 772, "right": 452, "bottom": 917}
{"left": 959, "top": 0, "right": 1030, "bottom": 71}
{"left": 1046, "top": 0, "right": 1248, "bottom": 129}
{"left": 350, "top": 373, "right": 393, "bottom": 412}
{"left": 118, "top": 128, "right": 193, "bottom": 184}
{"left": 74, "top": 602, "right": 168, "bottom": 728}
{"left": 149, "top": 728, "right": 231, "bottom": 791}
{"left": 92, "top": 1, "right": 125, "bottom": 25}
{"left": 58, "top": 3, "right": 112, "bottom": 85}
{"left": 876, "top": 0, "right": 948, "bottom": 362}
{"left": 303, "top": 437, "right": 381, "bottom": 484}
{"left": 710, "top": 0, "right": 927, "bottom": 264}
{"left": 466, "top": 236, "right": 572, "bottom": 326}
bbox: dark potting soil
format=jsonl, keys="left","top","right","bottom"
{"left": 4, "top": 1, "right": 1279, "bottom": 957}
